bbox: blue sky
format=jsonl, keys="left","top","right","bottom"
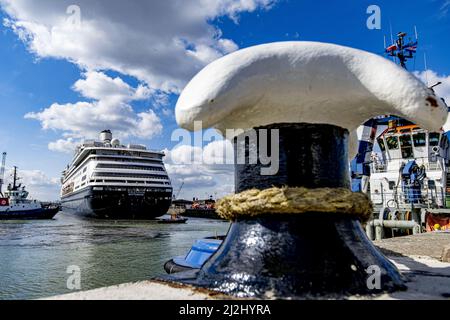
{"left": 0, "top": 0, "right": 449, "bottom": 200}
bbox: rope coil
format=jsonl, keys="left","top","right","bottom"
{"left": 216, "top": 187, "right": 373, "bottom": 222}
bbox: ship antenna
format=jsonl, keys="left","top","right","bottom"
{"left": 430, "top": 82, "right": 442, "bottom": 90}
{"left": 389, "top": 21, "right": 394, "bottom": 45}
{"left": 12, "top": 166, "right": 17, "bottom": 190}
{"left": 385, "top": 29, "right": 418, "bottom": 70}
{"left": 12, "top": 166, "right": 21, "bottom": 190}
{"left": 424, "top": 52, "right": 429, "bottom": 86}
{"left": 388, "top": 21, "right": 395, "bottom": 63}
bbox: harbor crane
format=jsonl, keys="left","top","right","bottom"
{"left": 174, "top": 181, "right": 184, "bottom": 200}
{"left": 0, "top": 152, "right": 6, "bottom": 197}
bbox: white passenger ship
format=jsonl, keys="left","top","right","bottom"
{"left": 61, "top": 130, "right": 172, "bottom": 219}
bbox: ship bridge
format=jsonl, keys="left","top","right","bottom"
{"left": 370, "top": 124, "right": 450, "bottom": 212}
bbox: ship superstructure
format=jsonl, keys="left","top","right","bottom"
{"left": 60, "top": 130, "right": 172, "bottom": 219}
{"left": 352, "top": 31, "right": 450, "bottom": 238}
{"left": 370, "top": 123, "right": 449, "bottom": 211}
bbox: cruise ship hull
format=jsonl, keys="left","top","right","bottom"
{"left": 61, "top": 187, "right": 172, "bottom": 219}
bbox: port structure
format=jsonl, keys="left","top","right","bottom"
{"left": 0, "top": 152, "right": 6, "bottom": 197}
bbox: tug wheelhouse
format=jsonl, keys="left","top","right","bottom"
{"left": 370, "top": 124, "right": 449, "bottom": 211}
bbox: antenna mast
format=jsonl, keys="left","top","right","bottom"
{"left": 385, "top": 30, "right": 418, "bottom": 69}
{"left": 11, "top": 166, "right": 21, "bottom": 191}
{"left": 0, "top": 152, "right": 6, "bottom": 196}
{"left": 424, "top": 52, "right": 429, "bottom": 86}
{"left": 174, "top": 181, "right": 184, "bottom": 200}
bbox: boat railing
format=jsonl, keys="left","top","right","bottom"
{"left": 425, "top": 161, "right": 442, "bottom": 171}
{"left": 371, "top": 159, "right": 444, "bottom": 173}
{"left": 371, "top": 184, "right": 446, "bottom": 210}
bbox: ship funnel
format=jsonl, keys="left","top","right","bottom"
{"left": 100, "top": 130, "right": 112, "bottom": 143}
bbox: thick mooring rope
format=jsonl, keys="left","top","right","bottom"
{"left": 216, "top": 187, "right": 373, "bottom": 222}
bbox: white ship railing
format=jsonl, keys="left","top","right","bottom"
{"left": 371, "top": 159, "right": 444, "bottom": 173}
{"left": 372, "top": 164, "right": 387, "bottom": 173}
{"left": 370, "top": 185, "right": 446, "bottom": 210}
{"left": 425, "top": 162, "right": 442, "bottom": 171}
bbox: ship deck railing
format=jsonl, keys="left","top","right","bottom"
{"left": 371, "top": 186, "right": 446, "bottom": 211}
{"left": 371, "top": 161, "right": 444, "bottom": 173}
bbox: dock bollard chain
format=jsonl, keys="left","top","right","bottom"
{"left": 164, "top": 41, "right": 447, "bottom": 299}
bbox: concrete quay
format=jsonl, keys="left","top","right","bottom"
{"left": 47, "top": 232, "right": 450, "bottom": 300}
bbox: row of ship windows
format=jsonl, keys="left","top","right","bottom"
{"left": 96, "top": 164, "right": 165, "bottom": 171}
{"left": 90, "top": 180, "right": 170, "bottom": 185}
{"left": 66, "top": 157, "right": 164, "bottom": 181}
{"left": 74, "top": 182, "right": 87, "bottom": 190}
{"left": 94, "top": 150, "right": 162, "bottom": 159}
{"left": 92, "top": 172, "right": 169, "bottom": 180}
{"left": 94, "top": 157, "right": 162, "bottom": 164}
{"left": 378, "top": 133, "right": 443, "bottom": 160}
{"left": 73, "top": 180, "right": 170, "bottom": 190}
{"left": 378, "top": 133, "right": 441, "bottom": 151}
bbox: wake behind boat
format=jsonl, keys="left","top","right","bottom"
{"left": 0, "top": 163, "right": 60, "bottom": 220}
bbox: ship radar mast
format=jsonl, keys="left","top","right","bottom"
{"left": 351, "top": 28, "right": 421, "bottom": 193}
{"left": 385, "top": 30, "right": 418, "bottom": 69}
{"left": 8, "top": 166, "right": 22, "bottom": 192}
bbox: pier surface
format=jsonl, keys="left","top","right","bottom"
{"left": 48, "top": 232, "right": 450, "bottom": 300}
{"left": 47, "top": 281, "right": 217, "bottom": 300}
{"left": 375, "top": 231, "right": 450, "bottom": 262}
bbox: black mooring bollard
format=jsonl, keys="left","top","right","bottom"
{"left": 170, "top": 41, "right": 447, "bottom": 299}
{"left": 164, "top": 123, "right": 406, "bottom": 298}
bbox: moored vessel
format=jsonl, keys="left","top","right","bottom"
{"left": 180, "top": 198, "right": 222, "bottom": 220}
{"left": 60, "top": 130, "right": 172, "bottom": 219}
{"left": 0, "top": 165, "right": 60, "bottom": 220}
{"left": 351, "top": 31, "right": 450, "bottom": 238}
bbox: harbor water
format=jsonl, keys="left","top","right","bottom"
{"left": 0, "top": 212, "right": 230, "bottom": 300}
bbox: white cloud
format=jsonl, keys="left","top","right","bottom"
{"left": 414, "top": 70, "right": 450, "bottom": 132}
{"left": 441, "top": 0, "right": 450, "bottom": 15}
{"left": 25, "top": 71, "right": 163, "bottom": 148}
{"left": 183, "top": 176, "right": 216, "bottom": 188}
{"left": 48, "top": 138, "right": 79, "bottom": 154}
{"left": 169, "top": 145, "right": 204, "bottom": 164}
{"left": 73, "top": 71, "right": 150, "bottom": 101}
{"left": 165, "top": 140, "right": 235, "bottom": 199}
{"left": 0, "top": 0, "right": 277, "bottom": 197}
{"left": 2, "top": 0, "right": 277, "bottom": 155}
{"left": 4, "top": 168, "right": 59, "bottom": 201}
{"left": 414, "top": 70, "right": 450, "bottom": 104}
{"left": 203, "top": 140, "right": 234, "bottom": 165}
{"left": 1, "top": 0, "right": 275, "bottom": 93}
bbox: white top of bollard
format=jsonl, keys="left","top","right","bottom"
{"left": 176, "top": 41, "right": 447, "bottom": 136}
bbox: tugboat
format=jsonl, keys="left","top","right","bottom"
{"left": 181, "top": 197, "right": 223, "bottom": 220}
{"left": 0, "top": 165, "right": 60, "bottom": 220}
{"left": 157, "top": 213, "right": 188, "bottom": 224}
{"left": 351, "top": 31, "right": 450, "bottom": 239}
